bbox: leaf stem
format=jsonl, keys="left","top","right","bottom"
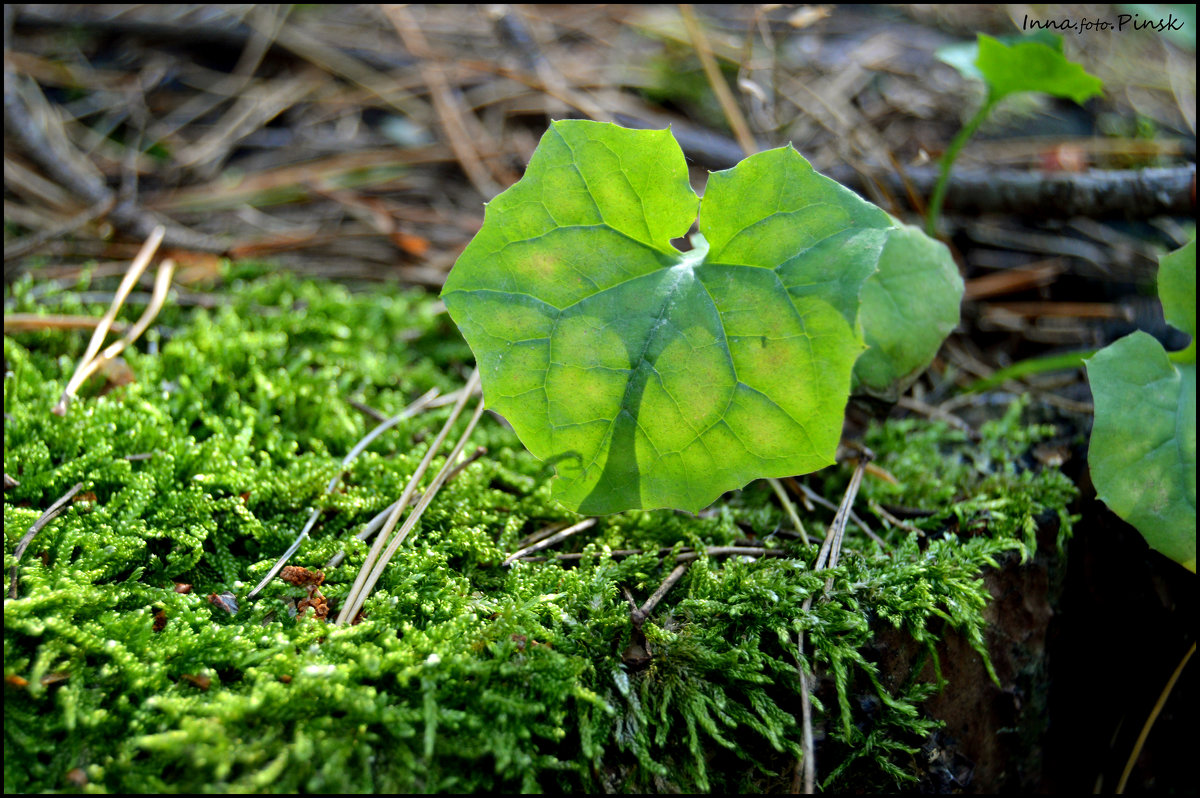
{"left": 926, "top": 96, "right": 995, "bottom": 238}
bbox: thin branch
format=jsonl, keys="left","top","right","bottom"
{"left": 502, "top": 517, "right": 598, "bottom": 567}
{"left": 347, "top": 398, "right": 389, "bottom": 423}
{"left": 868, "top": 498, "right": 925, "bottom": 537}
{"left": 895, "top": 395, "right": 974, "bottom": 435}
{"left": 769, "top": 476, "right": 809, "bottom": 545}
{"left": 52, "top": 226, "right": 164, "bottom": 416}
{"left": 1116, "top": 641, "right": 1196, "bottom": 794}
{"left": 9, "top": 482, "right": 84, "bottom": 598}
{"left": 246, "top": 387, "right": 442, "bottom": 602}
{"left": 520, "top": 545, "right": 790, "bottom": 563}
{"left": 4, "top": 314, "right": 129, "bottom": 334}
{"left": 337, "top": 377, "right": 486, "bottom": 625}
{"left": 514, "top": 520, "right": 571, "bottom": 550}
{"left": 639, "top": 562, "right": 690, "bottom": 617}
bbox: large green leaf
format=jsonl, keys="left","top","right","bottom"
{"left": 442, "top": 120, "right": 950, "bottom": 513}
{"left": 1086, "top": 237, "right": 1197, "bottom": 572}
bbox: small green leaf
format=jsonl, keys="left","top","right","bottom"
{"left": 1086, "top": 334, "right": 1196, "bottom": 571}
{"left": 1158, "top": 235, "right": 1196, "bottom": 352}
{"left": 443, "top": 121, "right": 956, "bottom": 514}
{"left": 853, "top": 225, "right": 964, "bottom": 400}
{"left": 975, "top": 33, "right": 1104, "bottom": 104}
{"left": 935, "top": 31, "right": 1062, "bottom": 83}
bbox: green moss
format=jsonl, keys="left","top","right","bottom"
{"left": 4, "top": 266, "right": 1076, "bottom": 793}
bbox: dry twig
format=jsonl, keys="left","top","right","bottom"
{"left": 520, "top": 545, "right": 790, "bottom": 564}
{"left": 9, "top": 482, "right": 84, "bottom": 599}
{"left": 246, "top": 387, "right": 443, "bottom": 602}
{"left": 503, "top": 518, "right": 598, "bottom": 567}
{"left": 793, "top": 453, "right": 871, "bottom": 794}
{"left": 336, "top": 369, "right": 484, "bottom": 625}
{"left": 52, "top": 226, "right": 164, "bottom": 415}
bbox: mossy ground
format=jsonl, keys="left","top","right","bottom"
{"left": 4, "top": 265, "right": 1077, "bottom": 793}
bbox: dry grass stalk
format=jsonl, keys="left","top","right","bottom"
{"left": 4, "top": 314, "right": 129, "bottom": 334}
{"left": 768, "top": 476, "right": 809, "bottom": 545}
{"left": 67, "top": 256, "right": 176, "bottom": 392}
{"left": 793, "top": 455, "right": 871, "bottom": 794}
{"left": 337, "top": 370, "right": 486, "bottom": 625}
{"left": 503, "top": 518, "right": 598, "bottom": 566}
{"left": 52, "top": 225, "right": 165, "bottom": 416}
{"left": 678, "top": 3, "right": 757, "bottom": 158}
{"left": 245, "top": 386, "right": 443, "bottom": 602}
{"left": 383, "top": 5, "right": 506, "bottom": 198}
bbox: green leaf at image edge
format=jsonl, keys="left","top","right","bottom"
{"left": 1158, "top": 235, "right": 1196, "bottom": 364}
{"left": 442, "top": 121, "right": 959, "bottom": 514}
{"left": 1086, "top": 334, "right": 1197, "bottom": 571}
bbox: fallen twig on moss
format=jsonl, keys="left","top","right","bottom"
{"left": 64, "top": 256, "right": 176, "bottom": 402}
{"left": 519, "top": 545, "right": 791, "bottom": 564}
{"left": 52, "top": 227, "right": 164, "bottom": 416}
{"left": 336, "top": 369, "right": 485, "bottom": 625}
{"left": 247, "top": 387, "right": 442, "bottom": 602}
{"left": 323, "top": 444, "right": 487, "bottom": 571}
{"left": 794, "top": 452, "right": 871, "bottom": 794}
{"left": 8, "top": 482, "right": 83, "bottom": 599}
{"left": 503, "top": 518, "right": 598, "bottom": 567}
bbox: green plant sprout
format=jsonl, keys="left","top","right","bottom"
{"left": 928, "top": 33, "right": 1104, "bottom": 237}
{"left": 441, "top": 120, "right": 962, "bottom": 515}
{"left": 1086, "top": 235, "right": 1197, "bottom": 571}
